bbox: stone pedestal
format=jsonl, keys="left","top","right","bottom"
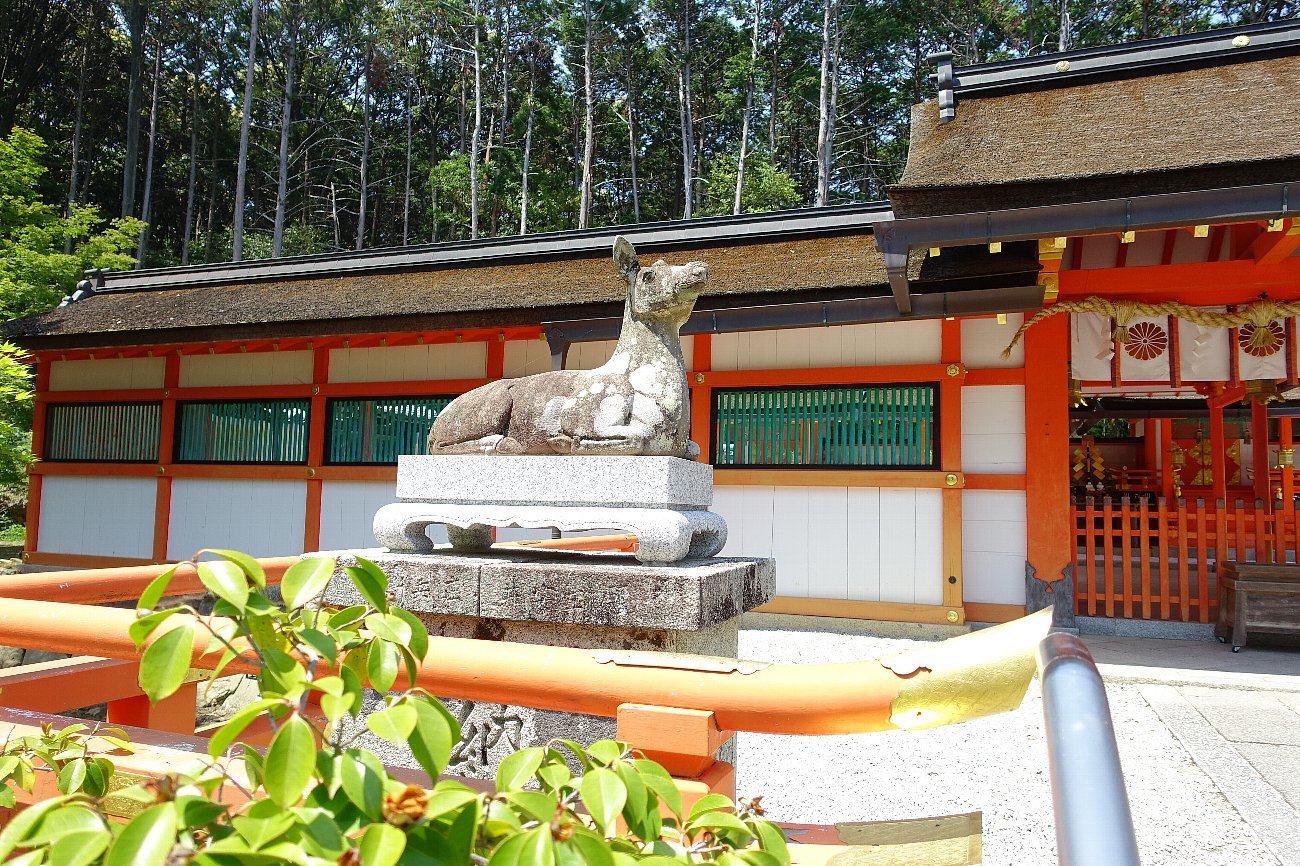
{"left": 313, "top": 548, "right": 774, "bottom": 779}
{"left": 374, "top": 455, "right": 727, "bottom": 562}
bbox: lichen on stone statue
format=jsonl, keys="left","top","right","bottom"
{"left": 427, "top": 236, "right": 705, "bottom": 459}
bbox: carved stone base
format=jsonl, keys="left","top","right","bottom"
{"left": 373, "top": 502, "right": 727, "bottom": 563}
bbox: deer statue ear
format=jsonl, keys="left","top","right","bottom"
{"left": 613, "top": 236, "right": 639, "bottom": 278}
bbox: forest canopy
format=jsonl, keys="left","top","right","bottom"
{"left": 1, "top": 0, "right": 1297, "bottom": 273}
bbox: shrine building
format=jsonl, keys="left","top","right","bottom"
{"left": 4, "top": 20, "right": 1299, "bottom": 628}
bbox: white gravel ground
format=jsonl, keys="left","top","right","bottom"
{"left": 735, "top": 625, "right": 1280, "bottom": 866}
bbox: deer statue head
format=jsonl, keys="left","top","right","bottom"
{"left": 612, "top": 236, "right": 708, "bottom": 325}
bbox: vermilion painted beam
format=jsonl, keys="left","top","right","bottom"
{"left": 696, "top": 364, "right": 954, "bottom": 388}
{"left": 1248, "top": 219, "right": 1300, "bottom": 266}
{"left": 713, "top": 469, "right": 963, "bottom": 488}
{"left": 1060, "top": 258, "right": 1300, "bottom": 304}
{"left": 963, "top": 474, "right": 1027, "bottom": 490}
{"left": 41, "top": 378, "right": 492, "bottom": 404}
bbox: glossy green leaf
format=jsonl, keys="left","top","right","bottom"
{"left": 367, "top": 639, "right": 399, "bottom": 693}
{"left": 0, "top": 795, "right": 70, "bottom": 860}
{"left": 327, "top": 605, "right": 367, "bottom": 630}
{"left": 751, "top": 819, "right": 791, "bottom": 861}
{"left": 631, "top": 759, "right": 682, "bottom": 819}
{"left": 422, "top": 786, "right": 479, "bottom": 820}
{"left": 614, "top": 761, "right": 651, "bottom": 835}
{"left": 339, "top": 750, "right": 384, "bottom": 819}
{"left": 136, "top": 566, "right": 178, "bottom": 613}
{"left": 129, "top": 608, "right": 178, "bottom": 649}
{"left": 586, "top": 740, "right": 624, "bottom": 766}
{"left": 139, "top": 625, "right": 195, "bottom": 703}
{"left": 488, "top": 826, "right": 555, "bottom": 866}
{"left": 495, "top": 746, "right": 544, "bottom": 792}
{"left": 207, "top": 698, "right": 280, "bottom": 758}
{"left": 579, "top": 767, "right": 626, "bottom": 835}
{"left": 358, "top": 823, "right": 406, "bottom": 866}
{"left": 345, "top": 559, "right": 389, "bottom": 612}
{"left": 408, "top": 699, "right": 455, "bottom": 780}
{"left": 281, "top": 556, "right": 335, "bottom": 610}
{"left": 566, "top": 829, "right": 617, "bottom": 866}
{"left": 56, "top": 758, "right": 86, "bottom": 794}
{"left": 104, "top": 803, "right": 178, "bottom": 866}
{"left": 687, "top": 810, "right": 753, "bottom": 840}
{"left": 23, "top": 803, "right": 104, "bottom": 846}
{"left": 504, "top": 789, "right": 559, "bottom": 823}
{"left": 296, "top": 628, "right": 338, "bottom": 665}
{"left": 205, "top": 549, "right": 267, "bottom": 588}
{"left": 391, "top": 608, "right": 429, "bottom": 660}
{"left": 263, "top": 714, "right": 315, "bottom": 807}
{"left": 366, "top": 702, "right": 418, "bottom": 745}
{"left": 48, "top": 828, "right": 111, "bottom": 866}
{"left": 320, "top": 693, "right": 351, "bottom": 729}
{"left": 365, "top": 612, "right": 411, "bottom": 645}
{"left": 687, "top": 793, "right": 734, "bottom": 822}
{"left": 177, "top": 796, "right": 228, "bottom": 829}
{"left": 734, "top": 848, "right": 783, "bottom": 866}
{"left": 197, "top": 560, "right": 250, "bottom": 611}
{"left": 339, "top": 661, "right": 365, "bottom": 714}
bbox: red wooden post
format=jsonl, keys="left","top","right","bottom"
{"left": 1251, "top": 399, "right": 1270, "bottom": 504}
{"left": 107, "top": 681, "right": 198, "bottom": 735}
{"left": 1138, "top": 497, "right": 1152, "bottom": 620}
{"left": 1119, "top": 497, "right": 1134, "bottom": 618}
{"left": 1177, "top": 498, "right": 1191, "bottom": 622}
{"left": 1209, "top": 402, "right": 1228, "bottom": 502}
{"left": 1024, "top": 315, "right": 1072, "bottom": 612}
{"left": 1083, "top": 497, "right": 1097, "bottom": 616}
{"left": 1157, "top": 497, "right": 1171, "bottom": 620}
{"left": 1194, "top": 499, "right": 1209, "bottom": 623}
{"left": 1102, "top": 497, "right": 1116, "bottom": 618}
{"left": 1210, "top": 498, "right": 1226, "bottom": 624}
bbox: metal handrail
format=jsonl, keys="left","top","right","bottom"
{"left": 1037, "top": 633, "right": 1141, "bottom": 866}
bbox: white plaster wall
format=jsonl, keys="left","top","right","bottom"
{"left": 49, "top": 357, "right": 165, "bottom": 391}
{"left": 961, "top": 385, "right": 1027, "bottom": 474}
{"left": 318, "top": 480, "right": 450, "bottom": 551}
{"left": 180, "top": 351, "right": 313, "bottom": 388}
{"left": 167, "top": 478, "right": 306, "bottom": 559}
{"left": 563, "top": 339, "right": 694, "bottom": 372}
{"left": 712, "top": 485, "right": 942, "bottom": 604}
{"left": 38, "top": 476, "right": 155, "bottom": 558}
{"left": 328, "top": 343, "right": 486, "bottom": 383}
{"left": 962, "top": 490, "right": 1027, "bottom": 605}
{"left": 961, "top": 316, "right": 1023, "bottom": 369}
{"left": 503, "top": 340, "right": 552, "bottom": 378}
{"left": 711, "top": 320, "right": 942, "bottom": 371}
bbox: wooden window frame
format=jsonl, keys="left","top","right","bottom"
{"left": 323, "top": 395, "right": 455, "bottom": 467}
{"left": 43, "top": 401, "right": 163, "bottom": 464}
{"left": 173, "top": 398, "right": 311, "bottom": 466}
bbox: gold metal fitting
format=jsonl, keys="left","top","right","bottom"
{"left": 156, "top": 466, "right": 165, "bottom": 475}
{"left": 988, "top": 241, "right": 1002, "bottom": 253}
{"left": 882, "top": 608, "right": 1052, "bottom": 730}
{"left": 307, "top": 468, "right": 316, "bottom": 478}
{"left": 1266, "top": 218, "right": 1285, "bottom": 232}
{"left": 694, "top": 373, "right": 706, "bottom": 384}
{"left": 944, "top": 473, "right": 960, "bottom": 487}
{"left": 1279, "top": 448, "right": 1295, "bottom": 469}
{"left": 162, "top": 389, "right": 170, "bottom": 398}
{"left": 456, "top": 334, "right": 463, "bottom": 343}
{"left": 945, "top": 363, "right": 962, "bottom": 377}
{"left": 22, "top": 552, "right": 30, "bottom": 562}
{"left": 311, "top": 385, "right": 320, "bottom": 395}
{"left": 1120, "top": 230, "right": 1135, "bottom": 244}
{"left": 1193, "top": 224, "right": 1210, "bottom": 238}
{"left": 996, "top": 313, "right": 1008, "bottom": 325}
{"left": 946, "top": 610, "right": 960, "bottom": 623}
{"left": 929, "top": 246, "right": 941, "bottom": 257}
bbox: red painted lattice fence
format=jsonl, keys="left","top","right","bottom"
{"left": 1073, "top": 497, "right": 1298, "bottom": 622}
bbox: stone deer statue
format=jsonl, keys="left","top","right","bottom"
{"left": 428, "top": 237, "right": 706, "bottom": 458}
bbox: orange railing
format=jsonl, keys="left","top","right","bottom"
{"left": 1073, "top": 496, "right": 1298, "bottom": 622}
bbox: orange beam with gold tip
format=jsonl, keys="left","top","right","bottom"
{"left": 0, "top": 556, "right": 296, "bottom": 604}
{"left": 1248, "top": 219, "right": 1300, "bottom": 266}
{"left": 0, "top": 596, "right": 1050, "bottom": 736}
{"left": 1059, "top": 258, "right": 1300, "bottom": 305}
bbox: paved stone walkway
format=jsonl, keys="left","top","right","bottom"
{"left": 735, "top": 616, "right": 1300, "bottom": 866}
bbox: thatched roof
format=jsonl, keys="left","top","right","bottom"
{"left": 891, "top": 54, "right": 1300, "bottom": 217}
{"left": 2, "top": 235, "right": 884, "bottom": 348}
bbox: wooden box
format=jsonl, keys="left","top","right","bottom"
{"left": 1215, "top": 562, "right": 1300, "bottom": 651}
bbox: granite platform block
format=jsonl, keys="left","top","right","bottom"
{"left": 394, "top": 454, "right": 713, "bottom": 509}
{"left": 310, "top": 548, "right": 772, "bottom": 779}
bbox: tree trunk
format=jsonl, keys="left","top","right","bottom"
{"left": 626, "top": 86, "right": 640, "bottom": 223}
{"left": 1058, "top": 0, "right": 1070, "bottom": 52}
{"left": 470, "top": 0, "right": 483, "bottom": 240}
{"left": 356, "top": 44, "right": 371, "bottom": 250}
{"left": 63, "top": 32, "right": 89, "bottom": 253}
{"left": 814, "top": 0, "right": 837, "bottom": 207}
{"left": 329, "top": 181, "right": 340, "bottom": 248}
{"left": 577, "top": 0, "right": 595, "bottom": 229}
{"left": 678, "top": 0, "right": 694, "bottom": 220}
{"left": 232, "top": 0, "right": 261, "bottom": 262}
{"left": 768, "top": 2, "right": 780, "bottom": 168}
{"left": 519, "top": 53, "right": 535, "bottom": 235}
{"left": 273, "top": 6, "right": 299, "bottom": 258}
{"left": 734, "top": 0, "right": 761, "bottom": 214}
{"left": 181, "top": 51, "right": 201, "bottom": 265}
{"left": 121, "top": 0, "right": 146, "bottom": 218}
{"left": 136, "top": 42, "right": 162, "bottom": 265}
{"left": 403, "top": 82, "right": 413, "bottom": 245}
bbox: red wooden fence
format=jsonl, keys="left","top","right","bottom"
{"left": 1073, "top": 497, "right": 1298, "bottom": 622}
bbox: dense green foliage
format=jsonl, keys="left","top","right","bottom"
{"left": 0, "top": 552, "right": 791, "bottom": 865}
{"left": 3, "top": 0, "right": 1295, "bottom": 268}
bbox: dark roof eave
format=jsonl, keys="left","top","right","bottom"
{"left": 877, "top": 180, "right": 1297, "bottom": 255}
{"left": 95, "top": 203, "right": 893, "bottom": 294}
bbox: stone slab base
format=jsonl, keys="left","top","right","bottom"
{"left": 374, "top": 502, "right": 726, "bottom": 563}
{"left": 395, "top": 454, "right": 713, "bottom": 509}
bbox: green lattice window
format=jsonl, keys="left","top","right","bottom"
{"left": 176, "top": 399, "right": 310, "bottom": 464}
{"left": 327, "top": 396, "right": 454, "bottom": 465}
{"left": 45, "top": 402, "right": 162, "bottom": 462}
{"left": 712, "top": 385, "right": 937, "bottom": 468}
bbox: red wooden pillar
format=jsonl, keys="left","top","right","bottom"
{"left": 690, "top": 335, "right": 712, "bottom": 463}
{"left": 303, "top": 346, "right": 330, "bottom": 553}
{"left": 152, "top": 352, "right": 181, "bottom": 563}
{"left": 1024, "top": 315, "right": 1073, "bottom": 615}
{"left": 1209, "top": 400, "right": 1228, "bottom": 501}
{"left": 23, "top": 359, "right": 50, "bottom": 561}
{"left": 1281, "top": 417, "right": 1295, "bottom": 517}
{"left": 940, "top": 318, "right": 964, "bottom": 624}
{"left": 1251, "top": 398, "right": 1270, "bottom": 504}
{"left": 1159, "top": 419, "right": 1176, "bottom": 502}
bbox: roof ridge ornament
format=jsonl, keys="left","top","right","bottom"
{"left": 929, "top": 50, "right": 956, "bottom": 124}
